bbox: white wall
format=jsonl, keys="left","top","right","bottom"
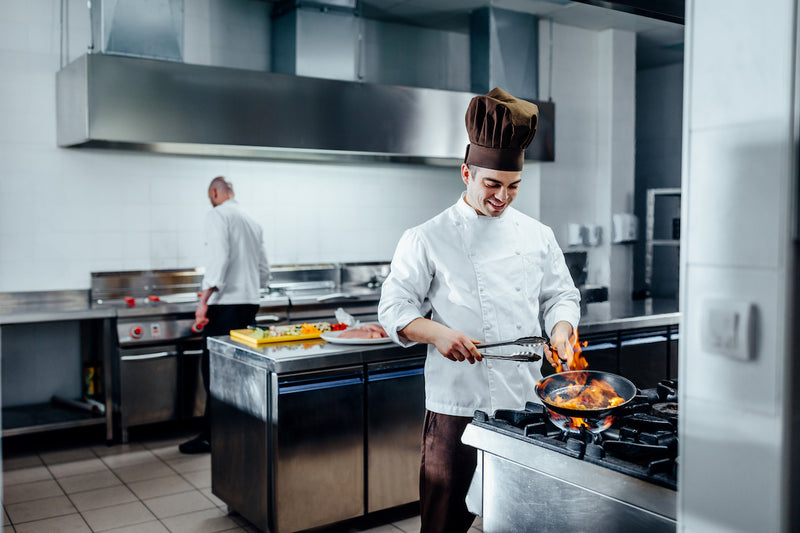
{"left": 538, "top": 22, "right": 636, "bottom": 293}
{"left": 680, "top": 0, "right": 796, "bottom": 531}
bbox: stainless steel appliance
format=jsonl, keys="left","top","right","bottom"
{"left": 463, "top": 379, "right": 678, "bottom": 532}
{"left": 91, "top": 268, "right": 286, "bottom": 442}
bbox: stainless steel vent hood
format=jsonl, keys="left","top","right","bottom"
{"left": 56, "top": 0, "right": 554, "bottom": 165}
{"left": 56, "top": 53, "right": 555, "bottom": 164}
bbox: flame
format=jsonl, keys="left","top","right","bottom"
{"left": 545, "top": 378, "right": 625, "bottom": 411}
{"left": 553, "top": 331, "right": 589, "bottom": 372}
{"left": 546, "top": 410, "right": 616, "bottom": 434}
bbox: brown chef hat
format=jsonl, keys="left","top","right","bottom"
{"left": 464, "top": 87, "right": 539, "bottom": 172}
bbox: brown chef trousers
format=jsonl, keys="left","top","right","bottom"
{"left": 420, "top": 409, "right": 477, "bottom": 533}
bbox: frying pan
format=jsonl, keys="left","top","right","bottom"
{"left": 534, "top": 370, "right": 637, "bottom": 419}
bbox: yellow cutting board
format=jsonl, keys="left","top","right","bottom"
{"left": 230, "top": 328, "right": 322, "bottom": 347}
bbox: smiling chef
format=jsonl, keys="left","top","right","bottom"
{"left": 378, "top": 87, "right": 582, "bottom": 533}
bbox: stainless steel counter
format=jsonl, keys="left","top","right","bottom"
{"left": 0, "top": 290, "right": 114, "bottom": 325}
{"left": 208, "top": 335, "right": 416, "bottom": 374}
{"left": 579, "top": 298, "right": 679, "bottom": 334}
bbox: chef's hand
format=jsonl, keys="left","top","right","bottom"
{"left": 399, "top": 318, "right": 482, "bottom": 364}
{"left": 194, "top": 301, "right": 210, "bottom": 330}
{"left": 545, "top": 321, "right": 575, "bottom": 371}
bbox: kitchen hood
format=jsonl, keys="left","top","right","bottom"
{"left": 55, "top": 53, "right": 555, "bottom": 165}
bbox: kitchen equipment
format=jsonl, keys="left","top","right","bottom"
{"left": 535, "top": 370, "right": 637, "bottom": 419}
{"left": 476, "top": 335, "right": 550, "bottom": 351}
{"left": 462, "top": 379, "right": 680, "bottom": 532}
{"left": 230, "top": 328, "right": 322, "bottom": 347}
{"left": 480, "top": 352, "right": 542, "bottom": 362}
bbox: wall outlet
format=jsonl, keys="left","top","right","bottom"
{"left": 701, "top": 300, "right": 756, "bottom": 361}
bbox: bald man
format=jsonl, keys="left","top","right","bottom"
{"left": 180, "top": 176, "right": 270, "bottom": 454}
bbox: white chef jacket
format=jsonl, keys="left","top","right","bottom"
{"left": 202, "top": 199, "right": 270, "bottom": 306}
{"left": 378, "top": 194, "right": 580, "bottom": 417}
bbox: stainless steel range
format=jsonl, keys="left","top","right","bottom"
{"left": 462, "top": 379, "right": 678, "bottom": 532}
{"left": 91, "top": 269, "right": 211, "bottom": 442}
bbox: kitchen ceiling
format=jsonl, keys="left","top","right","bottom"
{"left": 355, "top": 0, "right": 684, "bottom": 69}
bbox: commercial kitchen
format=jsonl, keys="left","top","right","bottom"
{"left": 0, "top": 0, "right": 798, "bottom": 532}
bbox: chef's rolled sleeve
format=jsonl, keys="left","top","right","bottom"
{"left": 379, "top": 229, "right": 433, "bottom": 347}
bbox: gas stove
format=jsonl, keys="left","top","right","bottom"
{"left": 472, "top": 378, "right": 679, "bottom": 490}
{"left": 462, "top": 379, "right": 679, "bottom": 533}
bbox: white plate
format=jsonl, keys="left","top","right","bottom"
{"left": 321, "top": 329, "right": 394, "bottom": 345}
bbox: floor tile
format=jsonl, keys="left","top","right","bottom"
{"left": 2, "top": 526, "right": 12, "bottom": 533}
{"left": 5, "top": 494, "right": 76, "bottom": 524}
{"left": 112, "top": 461, "right": 174, "bottom": 484}
{"left": 160, "top": 507, "right": 239, "bottom": 533}
{"left": 392, "top": 515, "right": 421, "bottom": 533}
{"left": 181, "top": 468, "right": 211, "bottom": 489}
{"left": 81, "top": 501, "right": 157, "bottom": 531}
{"left": 13, "top": 512, "right": 91, "bottom": 533}
{"left": 102, "top": 520, "right": 169, "bottom": 533}
{"left": 97, "top": 519, "right": 170, "bottom": 532}
{"left": 3, "top": 466, "right": 53, "bottom": 486}
{"left": 57, "top": 469, "right": 123, "bottom": 494}
{"left": 47, "top": 458, "right": 109, "bottom": 479}
{"left": 99, "top": 450, "right": 157, "bottom": 470}
{"left": 148, "top": 444, "right": 186, "bottom": 462}
{"left": 3, "top": 479, "right": 64, "bottom": 505}
{"left": 3, "top": 454, "right": 43, "bottom": 471}
{"left": 143, "top": 489, "right": 216, "bottom": 519}
{"left": 126, "top": 473, "right": 195, "bottom": 500}
{"left": 166, "top": 455, "right": 211, "bottom": 474}
{"left": 361, "top": 525, "right": 400, "bottom": 533}
{"left": 91, "top": 443, "right": 145, "bottom": 458}
{"left": 200, "top": 487, "right": 226, "bottom": 507}
{"left": 39, "top": 448, "right": 97, "bottom": 466}
{"left": 68, "top": 484, "right": 138, "bottom": 512}
{"left": 3, "top": 509, "right": 9, "bottom": 526}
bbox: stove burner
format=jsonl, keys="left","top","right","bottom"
{"left": 652, "top": 402, "right": 678, "bottom": 420}
{"left": 472, "top": 379, "right": 679, "bottom": 490}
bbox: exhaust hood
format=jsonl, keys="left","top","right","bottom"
{"left": 56, "top": 53, "right": 555, "bottom": 165}
{"left": 56, "top": 0, "right": 554, "bottom": 165}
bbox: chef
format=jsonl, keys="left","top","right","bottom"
{"left": 378, "top": 87, "right": 581, "bottom": 533}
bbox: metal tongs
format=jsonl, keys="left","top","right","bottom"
{"left": 476, "top": 335, "right": 550, "bottom": 362}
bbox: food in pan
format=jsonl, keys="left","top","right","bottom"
{"left": 545, "top": 379, "right": 625, "bottom": 411}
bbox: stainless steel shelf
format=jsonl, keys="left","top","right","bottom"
{"left": 2, "top": 402, "right": 106, "bottom": 437}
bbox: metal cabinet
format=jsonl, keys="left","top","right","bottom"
{"left": 273, "top": 366, "right": 366, "bottom": 533}
{"left": 118, "top": 344, "right": 179, "bottom": 441}
{"left": 179, "top": 342, "right": 206, "bottom": 419}
{"left": 366, "top": 357, "right": 425, "bottom": 512}
{"left": 619, "top": 328, "right": 669, "bottom": 389}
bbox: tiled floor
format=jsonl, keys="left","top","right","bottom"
{"left": 2, "top": 431, "right": 483, "bottom": 533}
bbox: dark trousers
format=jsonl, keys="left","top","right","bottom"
{"left": 420, "top": 410, "right": 477, "bottom": 533}
{"left": 199, "top": 303, "right": 259, "bottom": 438}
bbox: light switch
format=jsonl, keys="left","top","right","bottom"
{"left": 701, "top": 300, "right": 756, "bottom": 361}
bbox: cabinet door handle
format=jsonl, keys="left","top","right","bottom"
{"left": 121, "top": 351, "right": 176, "bottom": 361}
{"left": 182, "top": 349, "right": 204, "bottom": 356}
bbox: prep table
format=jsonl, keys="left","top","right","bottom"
{"left": 207, "top": 335, "right": 427, "bottom": 533}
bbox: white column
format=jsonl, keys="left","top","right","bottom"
{"left": 680, "top": 0, "right": 796, "bottom": 531}
{"left": 594, "top": 29, "right": 636, "bottom": 300}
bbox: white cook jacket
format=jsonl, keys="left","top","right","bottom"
{"left": 202, "top": 198, "right": 270, "bottom": 305}
{"left": 378, "top": 195, "right": 581, "bottom": 417}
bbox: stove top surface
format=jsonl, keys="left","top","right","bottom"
{"left": 473, "top": 379, "right": 679, "bottom": 491}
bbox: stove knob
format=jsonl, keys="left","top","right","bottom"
{"left": 130, "top": 326, "right": 143, "bottom": 339}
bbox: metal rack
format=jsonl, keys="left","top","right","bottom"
{"left": 645, "top": 188, "right": 681, "bottom": 297}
